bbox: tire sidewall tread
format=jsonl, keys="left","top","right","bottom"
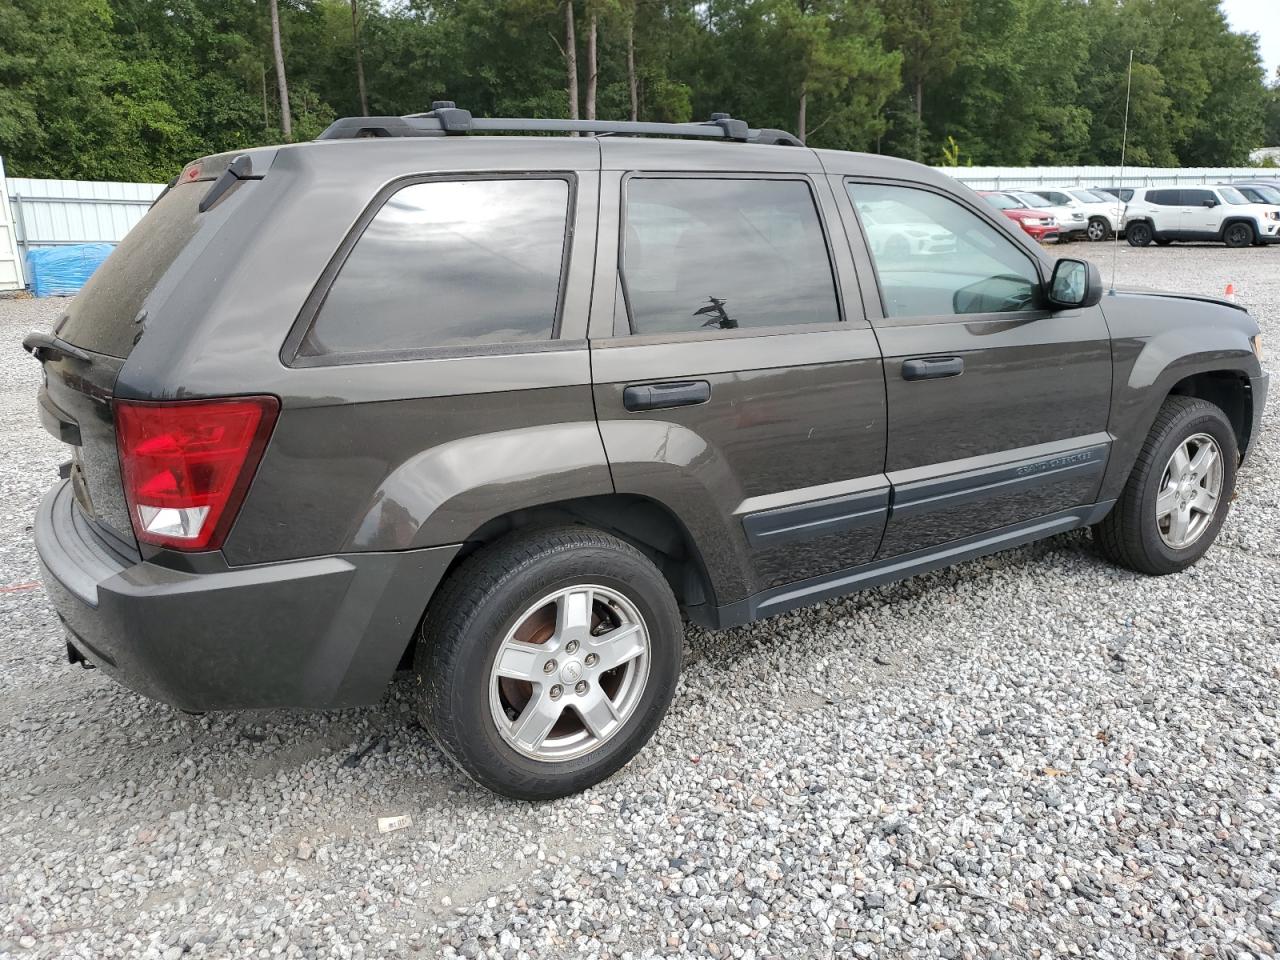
{"left": 1094, "top": 396, "right": 1238, "bottom": 575}
{"left": 415, "top": 526, "right": 683, "bottom": 800}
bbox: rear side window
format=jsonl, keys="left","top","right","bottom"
{"left": 620, "top": 178, "right": 839, "bottom": 335}
{"left": 298, "top": 178, "right": 571, "bottom": 360}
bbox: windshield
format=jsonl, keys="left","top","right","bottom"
{"left": 984, "top": 193, "right": 1020, "bottom": 210}
{"left": 1014, "top": 193, "right": 1054, "bottom": 209}
{"left": 1219, "top": 187, "right": 1249, "bottom": 205}
{"left": 1070, "top": 189, "right": 1106, "bottom": 203}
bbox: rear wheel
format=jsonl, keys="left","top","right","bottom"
{"left": 1127, "top": 221, "right": 1153, "bottom": 246}
{"left": 1224, "top": 222, "right": 1254, "bottom": 248}
{"left": 1086, "top": 217, "right": 1109, "bottom": 242}
{"left": 415, "top": 526, "right": 683, "bottom": 800}
{"left": 1093, "top": 396, "right": 1237, "bottom": 575}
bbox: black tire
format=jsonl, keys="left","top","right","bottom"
{"left": 1224, "top": 222, "right": 1254, "bottom": 248}
{"left": 414, "top": 525, "right": 683, "bottom": 800}
{"left": 1126, "top": 221, "right": 1153, "bottom": 246}
{"left": 1086, "top": 217, "right": 1109, "bottom": 242}
{"left": 1093, "top": 396, "right": 1238, "bottom": 576}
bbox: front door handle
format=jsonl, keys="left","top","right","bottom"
{"left": 902, "top": 357, "right": 963, "bottom": 381}
{"left": 623, "top": 380, "right": 711, "bottom": 412}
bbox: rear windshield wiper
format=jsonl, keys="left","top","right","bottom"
{"left": 23, "top": 330, "right": 92, "bottom": 364}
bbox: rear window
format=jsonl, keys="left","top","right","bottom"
{"left": 298, "top": 178, "right": 571, "bottom": 361}
{"left": 56, "top": 182, "right": 204, "bottom": 358}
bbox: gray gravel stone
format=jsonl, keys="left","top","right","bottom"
{"left": 1, "top": 242, "right": 1279, "bottom": 958}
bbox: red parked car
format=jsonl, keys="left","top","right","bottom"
{"left": 979, "top": 191, "right": 1060, "bottom": 243}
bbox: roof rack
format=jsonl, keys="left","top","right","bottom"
{"left": 316, "top": 102, "right": 803, "bottom": 147}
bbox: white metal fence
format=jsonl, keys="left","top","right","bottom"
{"left": 937, "top": 165, "right": 1276, "bottom": 192}
{"left": 0, "top": 169, "right": 162, "bottom": 291}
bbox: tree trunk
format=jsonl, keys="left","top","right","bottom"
{"left": 797, "top": 85, "right": 807, "bottom": 143}
{"left": 351, "top": 0, "right": 369, "bottom": 115}
{"left": 565, "top": 1, "right": 579, "bottom": 122}
{"left": 915, "top": 78, "right": 923, "bottom": 120}
{"left": 585, "top": 11, "right": 598, "bottom": 121}
{"left": 627, "top": 13, "right": 637, "bottom": 121}
{"left": 261, "top": 64, "right": 269, "bottom": 132}
{"left": 269, "top": 0, "right": 292, "bottom": 141}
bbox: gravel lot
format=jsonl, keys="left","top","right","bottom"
{"left": 1, "top": 243, "right": 1278, "bottom": 960}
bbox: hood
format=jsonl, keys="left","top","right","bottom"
{"left": 1000, "top": 207, "right": 1048, "bottom": 220}
{"left": 1112, "top": 286, "right": 1249, "bottom": 314}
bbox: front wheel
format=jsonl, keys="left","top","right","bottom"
{"left": 1093, "top": 396, "right": 1237, "bottom": 575}
{"left": 1224, "top": 222, "right": 1254, "bottom": 248}
{"left": 1127, "top": 221, "right": 1153, "bottom": 246}
{"left": 1086, "top": 217, "right": 1109, "bottom": 242}
{"left": 415, "top": 526, "right": 683, "bottom": 799}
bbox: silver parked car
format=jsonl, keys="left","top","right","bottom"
{"left": 1033, "top": 188, "right": 1126, "bottom": 241}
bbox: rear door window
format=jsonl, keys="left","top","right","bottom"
{"left": 298, "top": 178, "right": 572, "bottom": 361}
{"left": 620, "top": 178, "right": 839, "bottom": 335}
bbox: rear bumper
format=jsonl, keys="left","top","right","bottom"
{"left": 35, "top": 480, "right": 459, "bottom": 711}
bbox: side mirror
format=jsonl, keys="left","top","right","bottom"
{"left": 1048, "top": 258, "right": 1103, "bottom": 309}
{"left": 1203, "top": 198, "right": 1218, "bottom": 208}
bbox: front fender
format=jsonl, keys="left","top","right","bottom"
{"left": 347, "top": 421, "right": 614, "bottom": 551}
{"left": 1098, "top": 291, "right": 1262, "bottom": 501}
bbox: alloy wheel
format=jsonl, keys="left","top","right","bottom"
{"left": 1155, "top": 433, "right": 1223, "bottom": 550}
{"left": 488, "top": 584, "right": 650, "bottom": 762}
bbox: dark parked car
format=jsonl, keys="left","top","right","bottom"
{"left": 27, "top": 107, "right": 1269, "bottom": 799}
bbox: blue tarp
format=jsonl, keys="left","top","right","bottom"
{"left": 26, "top": 243, "right": 115, "bottom": 297}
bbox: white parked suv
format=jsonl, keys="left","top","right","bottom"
{"left": 1032, "top": 188, "right": 1126, "bottom": 241}
{"left": 1010, "top": 191, "right": 1088, "bottom": 240}
{"left": 1123, "top": 185, "right": 1280, "bottom": 248}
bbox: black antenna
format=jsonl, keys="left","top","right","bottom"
{"left": 1110, "top": 49, "right": 1134, "bottom": 295}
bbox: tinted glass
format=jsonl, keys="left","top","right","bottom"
{"left": 1184, "top": 189, "right": 1215, "bottom": 206}
{"left": 301, "top": 178, "right": 569, "bottom": 358}
{"left": 621, "top": 178, "right": 838, "bottom": 334}
{"left": 849, "top": 183, "right": 1041, "bottom": 319}
{"left": 1148, "top": 190, "right": 1178, "bottom": 206}
{"left": 58, "top": 181, "right": 206, "bottom": 358}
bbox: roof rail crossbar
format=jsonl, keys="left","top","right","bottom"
{"left": 316, "top": 110, "right": 803, "bottom": 146}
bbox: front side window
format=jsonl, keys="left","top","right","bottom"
{"left": 621, "top": 178, "right": 839, "bottom": 335}
{"left": 1183, "top": 189, "right": 1215, "bottom": 206}
{"left": 849, "top": 182, "right": 1042, "bottom": 319}
{"left": 299, "top": 178, "right": 571, "bottom": 359}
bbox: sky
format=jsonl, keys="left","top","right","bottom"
{"left": 1220, "top": 0, "right": 1280, "bottom": 81}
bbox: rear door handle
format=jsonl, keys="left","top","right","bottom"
{"left": 902, "top": 357, "right": 963, "bottom": 381}
{"left": 623, "top": 380, "right": 711, "bottom": 412}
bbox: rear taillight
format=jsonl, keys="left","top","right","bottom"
{"left": 115, "top": 397, "right": 279, "bottom": 551}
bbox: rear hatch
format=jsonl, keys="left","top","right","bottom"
{"left": 27, "top": 151, "right": 272, "bottom": 548}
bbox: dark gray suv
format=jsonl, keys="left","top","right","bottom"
{"left": 27, "top": 107, "right": 1269, "bottom": 799}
